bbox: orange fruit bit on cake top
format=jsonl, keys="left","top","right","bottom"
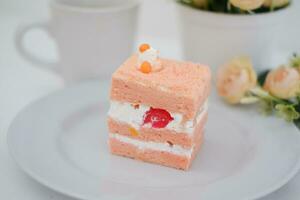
{"left": 139, "top": 43, "right": 150, "bottom": 53}
{"left": 140, "top": 61, "right": 152, "bottom": 74}
{"left": 129, "top": 127, "right": 139, "bottom": 137}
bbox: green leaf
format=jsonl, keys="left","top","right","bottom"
{"left": 275, "top": 104, "right": 300, "bottom": 122}
{"left": 290, "top": 53, "right": 300, "bottom": 68}
{"left": 178, "top": 0, "right": 193, "bottom": 6}
{"left": 209, "top": 0, "right": 228, "bottom": 13}
{"left": 257, "top": 70, "right": 270, "bottom": 87}
{"left": 259, "top": 99, "right": 274, "bottom": 115}
{"left": 294, "top": 118, "right": 300, "bottom": 129}
{"left": 296, "top": 95, "right": 300, "bottom": 105}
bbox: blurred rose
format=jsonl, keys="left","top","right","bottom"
{"left": 263, "top": 0, "right": 289, "bottom": 8}
{"left": 192, "top": 0, "right": 208, "bottom": 8}
{"left": 230, "top": 0, "right": 264, "bottom": 10}
{"left": 264, "top": 66, "right": 300, "bottom": 99}
{"left": 217, "top": 57, "right": 257, "bottom": 104}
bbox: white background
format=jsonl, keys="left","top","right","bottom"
{"left": 1, "top": 0, "right": 300, "bottom": 199}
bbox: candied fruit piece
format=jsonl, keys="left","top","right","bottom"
{"left": 139, "top": 43, "right": 150, "bottom": 53}
{"left": 129, "top": 127, "right": 139, "bottom": 137}
{"left": 143, "top": 107, "right": 174, "bottom": 128}
{"left": 140, "top": 61, "right": 152, "bottom": 74}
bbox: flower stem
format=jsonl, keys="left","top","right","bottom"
{"left": 250, "top": 87, "right": 285, "bottom": 104}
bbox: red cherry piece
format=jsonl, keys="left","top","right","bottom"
{"left": 143, "top": 107, "right": 174, "bottom": 128}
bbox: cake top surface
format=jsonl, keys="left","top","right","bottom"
{"left": 112, "top": 54, "right": 211, "bottom": 98}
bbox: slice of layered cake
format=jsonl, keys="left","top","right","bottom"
{"left": 108, "top": 44, "right": 211, "bottom": 170}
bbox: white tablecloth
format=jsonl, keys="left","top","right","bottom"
{"left": 1, "top": 0, "right": 300, "bottom": 199}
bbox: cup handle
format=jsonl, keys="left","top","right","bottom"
{"left": 15, "top": 22, "right": 60, "bottom": 74}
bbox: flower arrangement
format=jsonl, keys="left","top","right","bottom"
{"left": 216, "top": 54, "right": 300, "bottom": 127}
{"left": 178, "top": 0, "right": 290, "bottom": 14}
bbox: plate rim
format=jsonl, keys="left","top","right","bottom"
{"left": 6, "top": 80, "right": 108, "bottom": 200}
{"left": 6, "top": 80, "right": 300, "bottom": 200}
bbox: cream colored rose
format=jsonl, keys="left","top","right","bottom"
{"left": 193, "top": 0, "right": 208, "bottom": 8}
{"left": 230, "top": 0, "right": 264, "bottom": 10}
{"left": 264, "top": 66, "right": 300, "bottom": 99}
{"left": 263, "top": 0, "right": 289, "bottom": 8}
{"left": 217, "top": 57, "right": 257, "bottom": 104}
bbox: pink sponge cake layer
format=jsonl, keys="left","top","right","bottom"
{"left": 107, "top": 112, "right": 207, "bottom": 149}
{"left": 109, "top": 130, "right": 203, "bottom": 170}
{"left": 110, "top": 55, "right": 211, "bottom": 120}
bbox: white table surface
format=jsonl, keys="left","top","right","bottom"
{"left": 1, "top": 0, "right": 300, "bottom": 199}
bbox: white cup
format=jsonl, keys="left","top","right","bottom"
{"left": 176, "top": 3, "right": 294, "bottom": 72}
{"left": 15, "top": 0, "right": 140, "bottom": 84}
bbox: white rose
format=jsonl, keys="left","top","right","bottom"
{"left": 230, "top": 0, "right": 265, "bottom": 10}
{"left": 264, "top": 66, "right": 300, "bottom": 99}
{"left": 217, "top": 57, "right": 257, "bottom": 104}
{"left": 263, "top": 0, "right": 289, "bottom": 8}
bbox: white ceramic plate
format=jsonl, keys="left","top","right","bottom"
{"left": 7, "top": 80, "right": 300, "bottom": 200}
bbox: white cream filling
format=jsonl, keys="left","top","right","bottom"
{"left": 137, "top": 47, "right": 162, "bottom": 71}
{"left": 109, "top": 133, "right": 193, "bottom": 157}
{"left": 138, "top": 47, "right": 160, "bottom": 67}
{"left": 108, "top": 100, "right": 208, "bottom": 135}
